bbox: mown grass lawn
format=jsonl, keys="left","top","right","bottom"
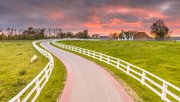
{"left": 57, "top": 40, "right": 180, "bottom": 102}
{"left": 0, "top": 41, "right": 48, "bottom": 102}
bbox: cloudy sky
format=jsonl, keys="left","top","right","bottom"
{"left": 0, "top": 0, "right": 179, "bottom": 35}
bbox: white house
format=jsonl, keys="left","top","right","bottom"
{"left": 119, "top": 30, "right": 134, "bottom": 40}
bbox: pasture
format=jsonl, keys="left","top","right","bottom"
{"left": 0, "top": 41, "right": 66, "bottom": 102}
{"left": 0, "top": 41, "right": 48, "bottom": 101}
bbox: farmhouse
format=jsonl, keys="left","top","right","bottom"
{"left": 119, "top": 30, "right": 151, "bottom": 40}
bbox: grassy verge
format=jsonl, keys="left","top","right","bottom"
{"left": 35, "top": 42, "right": 66, "bottom": 102}
{"left": 0, "top": 40, "right": 48, "bottom": 102}
{"left": 52, "top": 40, "right": 179, "bottom": 102}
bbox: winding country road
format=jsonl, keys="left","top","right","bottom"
{"left": 40, "top": 42, "right": 133, "bottom": 102}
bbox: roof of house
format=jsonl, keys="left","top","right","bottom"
{"left": 134, "top": 32, "right": 150, "bottom": 39}
{"left": 119, "top": 31, "right": 134, "bottom": 37}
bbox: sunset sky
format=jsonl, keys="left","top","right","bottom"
{"left": 0, "top": 0, "right": 179, "bottom": 35}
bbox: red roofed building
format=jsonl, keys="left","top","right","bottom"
{"left": 134, "top": 32, "right": 151, "bottom": 40}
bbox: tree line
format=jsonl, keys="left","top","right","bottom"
{"left": 0, "top": 27, "right": 100, "bottom": 40}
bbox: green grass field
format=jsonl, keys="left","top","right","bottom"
{"left": 0, "top": 41, "right": 66, "bottom": 102}
{"left": 0, "top": 41, "right": 48, "bottom": 101}
{"left": 57, "top": 40, "right": 180, "bottom": 102}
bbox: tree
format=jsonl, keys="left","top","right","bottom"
{"left": 21, "top": 27, "right": 45, "bottom": 40}
{"left": 151, "top": 20, "right": 169, "bottom": 40}
{"left": 91, "top": 34, "right": 99, "bottom": 39}
{"left": 0, "top": 33, "right": 4, "bottom": 40}
{"left": 75, "top": 30, "right": 89, "bottom": 38}
{"left": 109, "top": 32, "right": 119, "bottom": 39}
{"left": 65, "top": 32, "right": 73, "bottom": 38}
{"left": 6, "top": 28, "right": 10, "bottom": 35}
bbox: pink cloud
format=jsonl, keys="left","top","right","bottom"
{"left": 47, "top": 12, "right": 64, "bottom": 21}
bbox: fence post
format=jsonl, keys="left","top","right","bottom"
{"left": 45, "top": 68, "right": 49, "bottom": 82}
{"left": 161, "top": 82, "right": 168, "bottom": 101}
{"left": 77, "top": 48, "right": 80, "bottom": 53}
{"left": 71, "top": 46, "right": 73, "bottom": 51}
{"left": 107, "top": 56, "right": 110, "bottom": 64}
{"left": 100, "top": 54, "right": 102, "bottom": 61}
{"left": 76, "top": 47, "right": 78, "bottom": 52}
{"left": 83, "top": 49, "right": 86, "bottom": 55}
{"left": 79, "top": 48, "right": 81, "bottom": 53}
{"left": 126, "top": 64, "right": 130, "bottom": 74}
{"left": 116, "top": 59, "right": 120, "bottom": 68}
{"left": 141, "top": 71, "right": 146, "bottom": 85}
{"left": 45, "top": 52, "right": 48, "bottom": 58}
{"left": 74, "top": 47, "right": 76, "bottom": 52}
{"left": 93, "top": 52, "right": 95, "bottom": 58}
{"left": 68, "top": 46, "right": 70, "bottom": 50}
{"left": 17, "top": 98, "right": 20, "bottom": 102}
{"left": 77, "top": 48, "right": 79, "bottom": 52}
{"left": 88, "top": 50, "right": 90, "bottom": 56}
{"left": 14, "top": 97, "right": 20, "bottom": 102}
{"left": 35, "top": 79, "right": 40, "bottom": 95}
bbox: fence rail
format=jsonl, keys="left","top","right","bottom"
{"left": 9, "top": 40, "right": 54, "bottom": 102}
{"left": 53, "top": 40, "right": 180, "bottom": 102}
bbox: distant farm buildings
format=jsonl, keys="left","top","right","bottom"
{"left": 119, "top": 30, "right": 151, "bottom": 40}
{"left": 99, "top": 36, "right": 109, "bottom": 39}
{"left": 171, "top": 36, "right": 180, "bottom": 41}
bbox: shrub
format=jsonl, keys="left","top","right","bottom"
{"left": 12, "top": 78, "right": 27, "bottom": 87}
{"left": 19, "top": 70, "right": 27, "bottom": 75}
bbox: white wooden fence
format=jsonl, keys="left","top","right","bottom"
{"left": 9, "top": 40, "right": 54, "bottom": 102}
{"left": 52, "top": 40, "right": 180, "bottom": 102}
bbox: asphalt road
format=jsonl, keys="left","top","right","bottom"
{"left": 41, "top": 42, "right": 133, "bottom": 102}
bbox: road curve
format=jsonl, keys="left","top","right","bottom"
{"left": 40, "top": 42, "right": 133, "bottom": 102}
